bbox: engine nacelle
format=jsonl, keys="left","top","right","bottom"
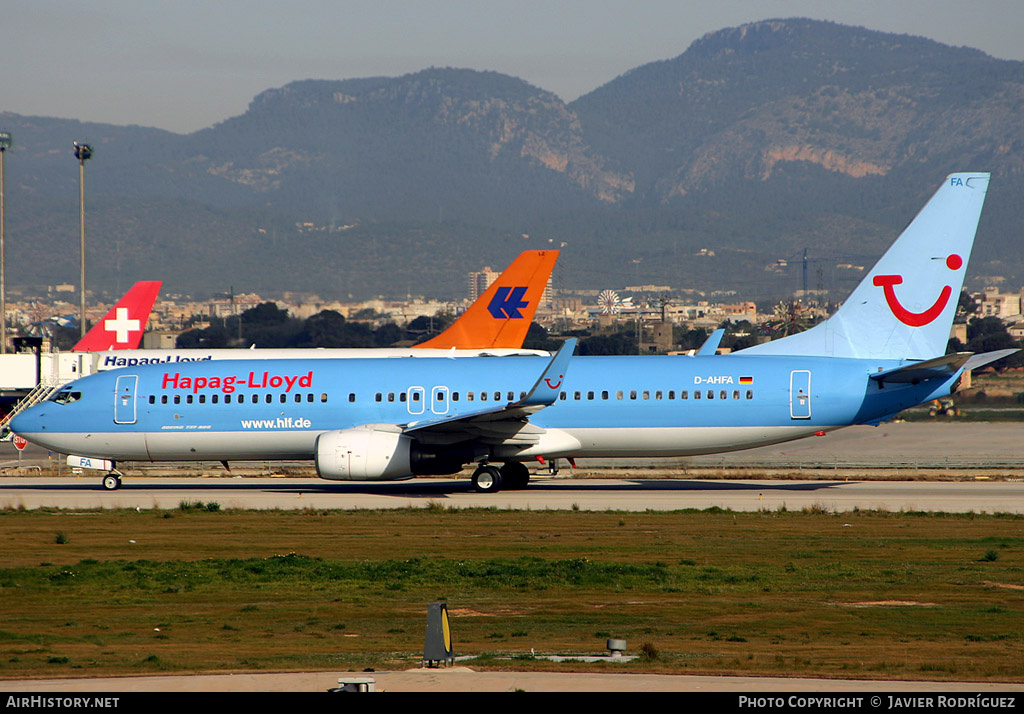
{"left": 315, "top": 426, "right": 412, "bottom": 481}
{"left": 315, "top": 426, "right": 468, "bottom": 481}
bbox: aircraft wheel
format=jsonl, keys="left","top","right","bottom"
{"left": 102, "top": 473, "right": 122, "bottom": 491}
{"left": 472, "top": 465, "right": 503, "bottom": 494}
{"left": 500, "top": 462, "right": 530, "bottom": 490}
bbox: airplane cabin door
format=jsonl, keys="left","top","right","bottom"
{"left": 114, "top": 375, "right": 138, "bottom": 424}
{"left": 431, "top": 386, "right": 450, "bottom": 415}
{"left": 789, "top": 370, "right": 811, "bottom": 420}
{"left": 407, "top": 387, "right": 425, "bottom": 415}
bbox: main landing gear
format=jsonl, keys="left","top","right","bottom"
{"left": 102, "top": 470, "right": 124, "bottom": 491}
{"left": 470, "top": 461, "right": 531, "bottom": 493}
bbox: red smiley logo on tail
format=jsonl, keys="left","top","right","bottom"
{"left": 873, "top": 254, "right": 962, "bottom": 327}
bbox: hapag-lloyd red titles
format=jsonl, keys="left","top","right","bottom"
{"left": 162, "top": 370, "right": 313, "bottom": 394}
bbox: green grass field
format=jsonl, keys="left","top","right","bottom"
{"left": 1, "top": 505, "right": 1022, "bottom": 682}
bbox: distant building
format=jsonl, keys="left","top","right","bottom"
{"left": 468, "top": 265, "right": 553, "bottom": 307}
{"left": 974, "top": 287, "right": 1023, "bottom": 320}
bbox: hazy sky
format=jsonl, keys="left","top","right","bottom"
{"left": 4, "top": 0, "right": 1023, "bottom": 134}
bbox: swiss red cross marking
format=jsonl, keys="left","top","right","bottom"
{"left": 104, "top": 307, "right": 140, "bottom": 343}
{"left": 873, "top": 254, "right": 961, "bottom": 327}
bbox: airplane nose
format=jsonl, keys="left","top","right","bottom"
{"left": 10, "top": 408, "right": 43, "bottom": 435}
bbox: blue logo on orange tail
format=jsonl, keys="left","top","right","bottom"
{"left": 488, "top": 287, "right": 529, "bottom": 319}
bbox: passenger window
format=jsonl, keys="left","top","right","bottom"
{"left": 681, "top": 391, "right": 688, "bottom": 400}
{"left": 559, "top": 392, "right": 566, "bottom": 400}
{"left": 494, "top": 391, "right": 501, "bottom": 401}
{"left": 212, "top": 395, "right": 219, "bottom": 404}
{"left": 655, "top": 391, "right": 662, "bottom": 400}
{"left": 720, "top": 390, "right": 727, "bottom": 400}
{"left": 467, "top": 392, "right": 474, "bottom": 401}
{"left": 347, "top": 393, "right": 354, "bottom": 403}
{"left": 251, "top": 394, "right": 258, "bottom": 404}
{"left": 148, "top": 395, "right": 155, "bottom": 404}
{"left": 388, "top": 393, "right": 395, "bottom": 402}
{"left": 587, "top": 391, "right": 594, "bottom": 400}
{"left": 321, "top": 393, "right": 328, "bottom": 403}
{"left": 668, "top": 391, "right": 675, "bottom": 400}
{"left": 746, "top": 390, "right": 753, "bottom": 400}
{"left": 375, "top": 393, "right": 382, "bottom": 402}
{"left": 616, "top": 391, "right": 623, "bottom": 400}
{"left": 732, "top": 390, "right": 740, "bottom": 400}
{"left": 174, "top": 395, "right": 181, "bottom": 405}
{"left": 629, "top": 390, "right": 637, "bottom": 400}
{"left": 161, "top": 395, "right": 168, "bottom": 405}
{"left": 707, "top": 391, "right": 714, "bottom": 400}
{"left": 602, "top": 391, "right": 609, "bottom": 400}
{"left": 574, "top": 391, "right": 581, "bottom": 400}
{"left": 452, "top": 392, "right": 459, "bottom": 401}
{"left": 642, "top": 391, "right": 650, "bottom": 400}
{"left": 694, "top": 391, "right": 701, "bottom": 400}
{"left": 199, "top": 395, "right": 206, "bottom": 404}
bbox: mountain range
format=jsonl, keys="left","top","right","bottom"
{"left": 2, "top": 18, "right": 1022, "bottom": 303}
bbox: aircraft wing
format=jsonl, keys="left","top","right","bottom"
{"left": 403, "top": 338, "right": 576, "bottom": 441}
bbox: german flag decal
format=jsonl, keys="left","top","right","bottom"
{"left": 739, "top": 376, "right": 754, "bottom": 385}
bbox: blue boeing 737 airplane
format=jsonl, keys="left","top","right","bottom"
{"left": 12, "top": 173, "right": 1015, "bottom": 492}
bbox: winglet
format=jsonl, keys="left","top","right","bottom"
{"left": 415, "top": 250, "right": 558, "bottom": 349}
{"left": 696, "top": 328, "right": 725, "bottom": 356}
{"left": 72, "top": 281, "right": 162, "bottom": 352}
{"left": 516, "top": 338, "right": 576, "bottom": 408}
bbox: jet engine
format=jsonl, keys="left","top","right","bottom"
{"left": 314, "top": 425, "right": 468, "bottom": 481}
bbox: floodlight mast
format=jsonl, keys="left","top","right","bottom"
{"left": 0, "top": 131, "right": 11, "bottom": 354}
{"left": 73, "top": 142, "right": 92, "bottom": 340}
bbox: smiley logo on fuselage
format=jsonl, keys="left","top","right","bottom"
{"left": 872, "top": 254, "right": 962, "bottom": 327}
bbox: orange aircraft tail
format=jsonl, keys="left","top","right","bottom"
{"left": 416, "top": 251, "right": 558, "bottom": 349}
{"left": 72, "top": 281, "right": 162, "bottom": 351}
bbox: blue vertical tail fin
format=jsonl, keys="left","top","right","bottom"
{"left": 741, "top": 173, "right": 990, "bottom": 360}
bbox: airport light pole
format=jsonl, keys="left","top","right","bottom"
{"left": 0, "top": 132, "right": 11, "bottom": 354}
{"left": 74, "top": 141, "right": 92, "bottom": 340}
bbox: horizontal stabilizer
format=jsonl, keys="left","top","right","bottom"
{"left": 962, "top": 349, "right": 1021, "bottom": 373}
{"left": 869, "top": 353, "right": 972, "bottom": 384}
{"left": 870, "top": 348, "right": 1021, "bottom": 385}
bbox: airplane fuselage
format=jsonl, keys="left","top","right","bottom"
{"left": 14, "top": 353, "right": 959, "bottom": 468}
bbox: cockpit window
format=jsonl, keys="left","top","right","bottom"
{"left": 51, "top": 388, "right": 82, "bottom": 405}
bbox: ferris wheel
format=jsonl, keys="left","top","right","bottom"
{"left": 598, "top": 289, "right": 622, "bottom": 314}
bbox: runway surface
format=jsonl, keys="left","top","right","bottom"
{"left": 1, "top": 474, "right": 1023, "bottom": 513}
{"left": 1, "top": 422, "right": 1022, "bottom": 512}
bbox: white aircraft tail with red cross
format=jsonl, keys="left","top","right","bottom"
{"left": 742, "top": 173, "right": 990, "bottom": 360}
